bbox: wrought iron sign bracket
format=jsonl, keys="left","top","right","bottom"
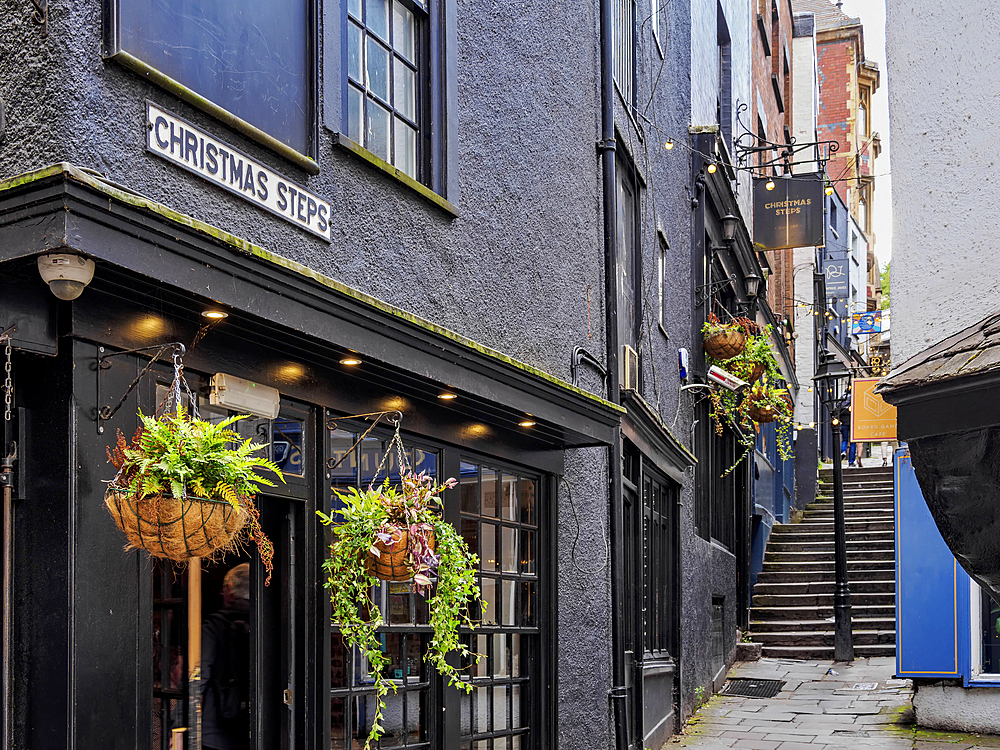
{"left": 694, "top": 274, "right": 736, "bottom": 307}
{"left": 95, "top": 342, "right": 187, "bottom": 434}
{"left": 29, "top": 0, "right": 47, "bottom": 37}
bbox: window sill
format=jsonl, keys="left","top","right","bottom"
{"left": 335, "top": 133, "right": 458, "bottom": 217}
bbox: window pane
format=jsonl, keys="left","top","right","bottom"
{"left": 493, "top": 685, "right": 509, "bottom": 730}
{"left": 348, "top": 0, "right": 362, "bottom": 20}
{"left": 483, "top": 469, "right": 498, "bottom": 517}
{"left": 348, "top": 22, "right": 363, "bottom": 82}
{"left": 347, "top": 86, "right": 364, "bottom": 143}
{"left": 520, "top": 581, "right": 535, "bottom": 626}
{"left": 502, "top": 580, "right": 516, "bottom": 626}
{"left": 481, "top": 523, "right": 498, "bottom": 571}
{"left": 461, "top": 462, "right": 479, "bottom": 513}
{"left": 502, "top": 474, "right": 518, "bottom": 521}
{"left": 366, "top": 99, "right": 391, "bottom": 161}
{"left": 481, "top": 577, "right": 497, "bottom": 625}
{"left": 512, "top": 684, "right": 523, "bottom": 727}
{"left": 366, "top": 0, "right": 389, "bottom": 41}
{"left": 510, "top": 634, "right": 521, "bottom": 677}
{"left": 493, "top": 634, "right": 508, "bottom": 677}
{"left": 520, "top": 479, "right": 536, "bottom": 526}
{"left": 462, "top": 518, "right": 479, "bottom": 560}
{"left": 272, "top": 418, "right": 304, "bottom": 476}
{"left": 331, "top": 696, "right": 348, "bottom": 745}
{"left": 366, "top": 38, "right": 390, "bottom": 102}
{"left": 520, "top": 530, "right": 535, "bottom": 575}
{"left": 474, "top": 633, "right": 489, "bottom": 677}
{"left": 393, "top": 2, "right": 416, "bottom": 62}
{"left": 501, "top": 526, "right": 518, "bottom": 573}
{"left": 394, "top": 118, "right": 417, "bottom": 179}
{"left": 474, "top": 686, "right": 491, "bottom": 732}
{"left": 394, "top": 60, "right": 416, "bottom": 121}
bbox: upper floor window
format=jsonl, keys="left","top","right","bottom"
{"left": 345, "top": 0, "right": 425, "bottom": 181}
{"left": 108, "top": 0, "right": 316, "bottom": 167}
{"left": 652, "top": 0, "right": 666, "bottom": 55}
{"left": 614, "top": 0, "right": 636, "bottom": 108}
{"left": 616, "top": 160, "right": 641, "bottom": 364}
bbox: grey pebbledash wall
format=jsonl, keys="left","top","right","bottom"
{"left": 885, "top": 1, "right": 1000, "bottom": 364}
{"left": 0, "top": 0, "right": 616, "bottom": 746}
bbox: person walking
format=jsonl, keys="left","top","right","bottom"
{"left": 202, "top": 563, "right": 252, "bottom": 750}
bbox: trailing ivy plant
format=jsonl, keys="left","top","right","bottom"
{"left": 317, "top": 471, "right": 481, "bottom": 750}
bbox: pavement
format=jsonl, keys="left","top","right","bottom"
{"left": 671, "top": 657, "right": 1000, "bottom": 750}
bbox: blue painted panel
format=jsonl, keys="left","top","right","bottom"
{"left": 896, "top": 447, "right": 970, "bottom": 678}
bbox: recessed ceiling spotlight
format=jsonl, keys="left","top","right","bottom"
{"left": 438, "top": 392, "right": 457, "bottom": 400}
{"left": 519, "top": 420, "right": 536, "bottom": 428}
{"left": 201, "top": 310, "right": 229, "bottom": 320}
{"left": 340, "top": 357, "right": 362, "bottom": 366}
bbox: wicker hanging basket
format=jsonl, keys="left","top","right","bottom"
{"left": 746, "top": 361, "right": 767, "bottom": 383}
{"left": 704, "top": 327, "right": 747, "bottom": 360}
{"left": 104, "top": 488, "right": 248, "bottom": 561}
{"left": 747, "top": 404, "right": 780, "bottom": 424}
{"left": 365, "top": 526, "right": 437, "bottom": 581}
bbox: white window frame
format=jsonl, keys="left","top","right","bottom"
{"left": 970, "top": 579, "right": 1000, "bottom": 682}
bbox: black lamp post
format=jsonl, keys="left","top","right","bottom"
{"left": 814, "top": 355, "right": 854, "bottom": 661}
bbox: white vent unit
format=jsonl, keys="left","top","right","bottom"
{"left": 210, "top": 373, "right": 281, "bottom": 419}
{"left": 622, "top": 345, "right": 640, "bottom": 391}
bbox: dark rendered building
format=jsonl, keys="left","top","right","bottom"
{"left": 0, "top": 0, "right": 780, "bottom": 748}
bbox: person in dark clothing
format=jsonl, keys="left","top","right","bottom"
{"left": 202, "top": 563, "right": 251, "bottom": 750}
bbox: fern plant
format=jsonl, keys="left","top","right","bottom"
{"left": 107, "top": 407, "right": 284, "bottom": 578}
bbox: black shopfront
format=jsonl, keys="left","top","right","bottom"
{"left": 0, "top": 165, "right": 620, "bottom": 750}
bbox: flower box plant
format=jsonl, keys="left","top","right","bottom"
{"left": 318, "top": 470, "right": 481, "bottom": 750}
{"left": 105, "top": 408, "right": 284, "bottom": 580}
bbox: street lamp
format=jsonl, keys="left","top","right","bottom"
{"left": 813, "top": 355, "right": 854, "bottom": 662}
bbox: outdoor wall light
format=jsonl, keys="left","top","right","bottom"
{"left": 201, "top": 310, "right": 229, "bottom": 320}
{"left": 721, "top": 213, "right": 740, "bottom": 243}
{"left": 339, "top": 357, "right": 362, "bottom": 366}
{"left": 744, "top": 271, "right": 762, "bottom": 300}
{"left": 37, "top": 253, "right": 95, "bottom": 300}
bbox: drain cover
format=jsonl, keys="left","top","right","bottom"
{"left": 719, "top": 678, "right": 785, "bottom": 698}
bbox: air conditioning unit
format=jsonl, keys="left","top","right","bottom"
{"left": 622, "top": 345, "right": 640, "bottom": 391}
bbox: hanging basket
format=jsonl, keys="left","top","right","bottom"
{"left": 704, "top": 327, "right": 747, "bottom": 360}
{"left": 104, "top": 488, "right": 248, "bottom": 562}
{"left": 746, "top": 361, "right": 767, "bottom": 383}
{"left": 747, "top": 404, "right": 780, "bottom": 424}
{"left": 365, "top": 526, "right": 437, "bottom": 581}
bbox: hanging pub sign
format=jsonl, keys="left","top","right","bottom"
{"left": 822, "top": 258, "right": 850, "bottom": 298}
{"left": 145, "top": 102, "right": 332, "bottom": 241}
{"left": 852, "top": 311, "right": 882, "bottom": 335}
{"left": 752, "top": 174, "right": 824, "bottom": 251}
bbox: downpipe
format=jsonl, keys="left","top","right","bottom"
{"left": 598, "top": 0, "right": 628, "bottom": 745}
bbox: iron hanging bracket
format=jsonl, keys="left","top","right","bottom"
{"left": 96, "top": 342, "right": 187, "bottom": 433}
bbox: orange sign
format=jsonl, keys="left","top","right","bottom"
{"left": 851, "top": 378, "right": 897, "bottom": 441}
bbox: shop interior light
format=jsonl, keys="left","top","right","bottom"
{"left": 339, "top": 357, "right": 362, "bottom": 366}
{"left": 201, "top": 310, "right": 229, "bottom": 320}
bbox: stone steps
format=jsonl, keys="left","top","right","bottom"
{"left": 750, "top": 464, "right": 896, "bottom": 658}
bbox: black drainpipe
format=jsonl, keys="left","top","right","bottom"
{"left": 598, "top": 0, "right": 628, "bottom": 748}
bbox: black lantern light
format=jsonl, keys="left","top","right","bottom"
{"left": 744, "top": 271, "right": 762, "bottom": 302}
{"left": 721, "top": 213, "right": 740, "bottom": 244}
{"left": 813, "top": 356, "right": 850, "bottom": 406}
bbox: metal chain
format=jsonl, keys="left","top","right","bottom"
{"left": 3, "top": 337, "right": 11, "bottom": 423}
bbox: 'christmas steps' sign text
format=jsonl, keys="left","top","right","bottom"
{"left": 145, "top": 102, "right": 331, "bottom": 241}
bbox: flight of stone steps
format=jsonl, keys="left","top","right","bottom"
{"left": 749, "top": 464, "right": 896, "bottom": 660}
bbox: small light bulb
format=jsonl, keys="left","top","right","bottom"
{"left": 809, "top": 421, "right": 816, "bottom": 428}
{"left": 765, "top": 180, "right": 776, "bottom": 191}
{"left": 825, "top": 185, "right": 835, "bottom": 196}
{"left": 707, "top": 163, "right": 717, "bottom": 174}
{"left": 832, "top": 417, "right": 840, "bottom": 426}
{"left": 664, "top": 140, "right": 675, "bottom": 150}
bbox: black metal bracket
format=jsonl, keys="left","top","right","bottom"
{"left": 570, "top": 346, "right": 608, "bottom": 393}
{"left": 695, "top": 274, "right": 736, "bottom": 307}
{"left": 733, "top": 102, "right": 840, "bottom": 175}
{"left": 29, "top": 0, "right": 47, "bottom": 37}
{"left": 96, "top": 342, "right": 187, "bottom": 434}
{"left": 596, "top": 137, "right": 617, "bottom": 154}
